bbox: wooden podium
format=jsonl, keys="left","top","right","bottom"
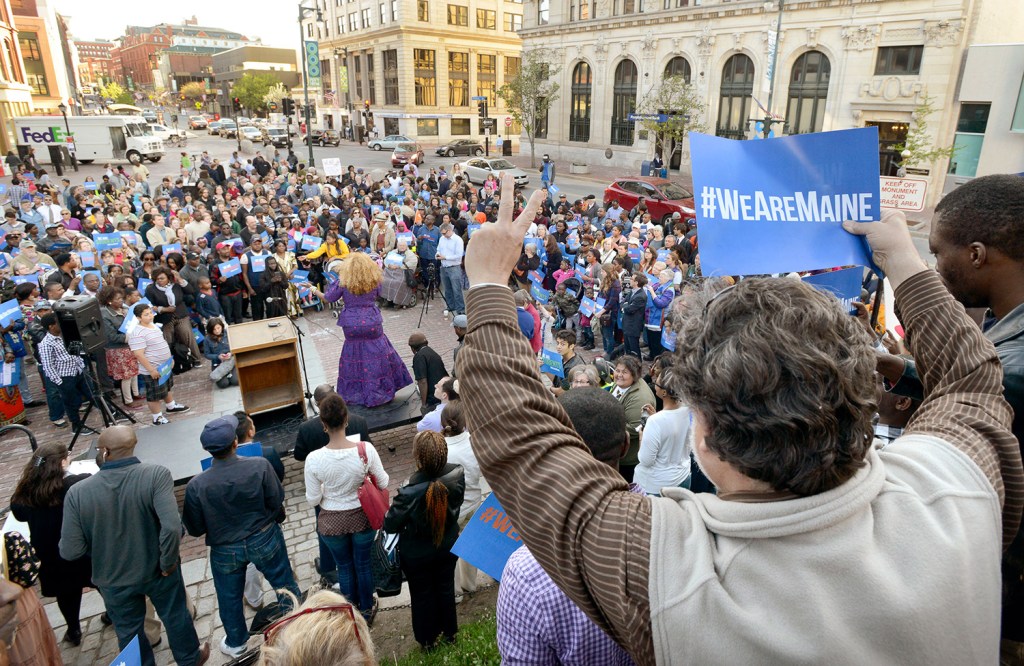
{"left": 229, "top": 317, "right": 306, "bottom": 417}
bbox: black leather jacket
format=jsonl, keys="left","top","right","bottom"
{"left": 383, "top": 463, "right": 465, "bottom": 560}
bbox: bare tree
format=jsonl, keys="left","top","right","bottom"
{"left": 497, "top": 49, "right": 561, "bottom": 168}
{"left": 637, "top": 76, "right": 708, "bottom": 169}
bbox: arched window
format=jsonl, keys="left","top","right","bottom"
{"left": 716, "top": 54, "right": 754, "bottom": 139}
{"left": 568, "top": 62, "right": 592, "bottom": 142}
{"left": 610, "top": 59, "right": 638, "bottom": 146}
{"left": 785, "top": 50, "right": 830, "bottom": 134}
{"left": 664, "top": 56, "right": 691, "bottom": 84}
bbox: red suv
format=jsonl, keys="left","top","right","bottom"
{"left": 603, "top": 177, "right": 696, "bottom": 225}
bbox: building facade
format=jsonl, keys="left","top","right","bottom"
{"left": 212, "top": 45, "right": 300, "bottom": 114}
{"left": 0, "top": 0, "right": 31, "bottom": 155}
{"left": 11, "top": 0, "right": 72, "bottom": 114}
{"left": 307, "top": 0, "right": 522, "bottom": 141}
{"left": 75, "top": 39, "right": 113, "bottom": 90}
{"left": 520, "top": 0, "right": 1014, "bottom": 204}
{"left": 119, "top": 17, "right": 249, "bottom": 90}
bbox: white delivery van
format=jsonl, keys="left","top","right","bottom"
{"left": 12, "top": 115, "right": 164, "bottom": 164}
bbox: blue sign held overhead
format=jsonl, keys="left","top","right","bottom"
{"left": 451, "top": 494, "right": 523, "bottom": 582}
{"left": 802, "top": 267, "right": 864, "bottom": 314}
{"left": 0, "top": 299, "right": 22, "bottom": 327}
{"left": 688, "top": 127, "right": 879, "bottom": 276}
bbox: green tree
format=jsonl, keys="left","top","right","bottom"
{"left": 637, "top": 76, "right": 708, "bottom": 168}
{"left": 497, "top": 49, "right": 561, "bottom": 168}
{"left": 893, "top": 94, "right": 957, "bottom": 171}
{"left": 180, "top": 81, "right": 207, "bottom": 101}
{"left": 232, "top": 73, "right": 278, "bottom": 115}
{"left": 262, "top": 82, "right": 291, "bottom": 112}
{"left": 99, "top": 81, "right": 132, "bottom": 105}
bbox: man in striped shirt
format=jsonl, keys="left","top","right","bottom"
{"left": 37, "top": 313, "right": 98, "bottom": 435}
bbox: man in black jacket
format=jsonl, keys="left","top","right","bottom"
{"left": 293, "top": 384, "right": 372, "bottom": 582}
{"left": 620, "top": 273, "right": 648, "bottom": 360}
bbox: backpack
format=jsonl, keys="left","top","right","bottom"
{"left": 171, "top": 342, "right": 193, "bottom": 375}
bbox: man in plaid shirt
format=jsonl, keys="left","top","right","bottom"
{"left": 37, "top": 313, "right": 98, "bottom": 435}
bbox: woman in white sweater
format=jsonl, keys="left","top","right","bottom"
{"left": 440, "top": 400, "right": 488, "bottom": 594}
{"left": 635, "top": 367, "right": 692, "bottom": 495}
{"left": 304, "top": 393, "right": 389, "bottom": 623}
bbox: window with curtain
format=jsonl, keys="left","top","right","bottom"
{"left": 716, "top": 54, "right": 754, "bottom": 139}
{"left": 414, "top": 49, "right": 436, "bottom": 106}
{"left": 477, "top": 53, "right": 496, "bottom": 104}
{"left": 569, "top": 61, "right": 592, "bottom": 142}
{"left": 785, "top": 50, "right": 830, "bottom": 134}
{"left": 477, "top": 8, "right": 496, "bottom": 28}
{"left": 448, "top": 5, "right": 468, "bottom": 25}
{"left": 611, "top": 59, "right": 638, "bottom": 146}
{"left": 448, "top": 51, "right": 469, "bottom": 106}
{"left": 418, "top": 0, "right": 430, "bottom": 21}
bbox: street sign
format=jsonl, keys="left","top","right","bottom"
{"left": 628, "top": 113, "right": 669, "bottom": 123}
{"left": 481, "top": 118, "right": 496, "bottom": 128}
{"left": 879, "top": 176, "right": 928, "bottom": 212}
{"left": 471, "top": 96, "right": 487, "bottom": 100}
{"left": 504, "top": 116, "right": 512, "bottom": 127}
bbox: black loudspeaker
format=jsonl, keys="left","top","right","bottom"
{"left": 53, "top": 297, "right": 106, "bottom": 355}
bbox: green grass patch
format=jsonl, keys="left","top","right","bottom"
{"left": 386, "top": 612, "right": 499, "bottom": 665}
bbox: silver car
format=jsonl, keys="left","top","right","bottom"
{"left": 461, "top": 157, "right": 530, "bottom": 186}
{"left": 368, "top": 134, "right": 414, "bottom": 151}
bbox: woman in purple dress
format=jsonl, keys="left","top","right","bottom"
{"left": 313, "top": 253, "right": 412, "bottom": 407}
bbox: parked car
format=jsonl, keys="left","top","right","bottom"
{"left": 142, "top": 109, "right": 158, "bottom": 123}
{"left": 207, "top": 120, "right": 224, "bottom": 135}
{"left": 218, "top": 120, "right": 238, "bottom": 138}
{"left": 146, "top": 123, "right": 188, "bottom": 143}
{"left": 202, "top": 113, "right": 220, "bottom": 122}
{"left": 368, "top": 134, "right": 413, "bottom": 151}
{"left": 262, "top": 126, "right": 290, "bottom": 148}
{"left": 188, "top": 115, "right": 208, "bottom": 129}
{"left": 240, "top": 126, "right": 262, "bottom": 142}
{"left": 603, "top": 177, "right": 696, "bottom": 225}
{"left": 436, "top": 139, "right": 484, "bottom": 158}
{"left": 237, "top": 116, "right": 252, "bottom": 127}
{"left": 391, "top": 143, "right": 425, "bottom": 167}
{"left": 460, "top": 157, "right": 529, "bottom": 186}
{"left": 303, "top": 129, "right": 341, "bottom": 147}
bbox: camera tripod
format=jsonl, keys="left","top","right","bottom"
{"left": 69, "top": 348, "right": 135, "bottom": 451}
{"left": 417, "top": 262, "right": 450, "bottom": 328}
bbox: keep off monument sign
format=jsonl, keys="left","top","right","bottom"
{"left": 879, "top": 176, "right": 928, "bottom": 212}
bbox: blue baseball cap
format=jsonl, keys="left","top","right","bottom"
{"left": 200, "top": 415, "right": 239, "bottom": 453}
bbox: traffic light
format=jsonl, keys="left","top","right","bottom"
{"left": 281, "top": 98, "right": 295, "bottom": 115}
{"left": 233, "top": 97, "right": 241, "bottom": 109}
{"left": 477, "top": 100, "right": 488, "bottom": 119}
{"left": 179, "top": 93, "right": 185, "bottom": 101}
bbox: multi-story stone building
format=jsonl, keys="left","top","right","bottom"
{"left": 212, "top": 45, "right": 301, "bottom": 114}
{"left": 306, "top": 0, "right": 523, "bottom": 141}
{"left": 75, "top": 39, "right": 113, "bottom": 90}
{"left": 519, "top": 0, "right": 1019, "bottom": 204}
{"left": 11, "top": 0, "right": 73, "bottom": 115}
{"left": 119, "top": 17, "right": 249, "bottom": 89}
{"left": 0, "top": 0, "right": 31, "bottom": 154}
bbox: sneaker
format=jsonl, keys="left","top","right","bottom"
{"left": 51, "top": 419, "right": 68, "bottom": 428}
{"left": 77, "top": 425, "right": 100, "bottom": 436}
{"left": 166, "top": 404, "right": 190, "bottom": 414}
{"left": 23, "top": 400, "right": 46, "bottom": 409}
{"left": 219, "top": 636, "right": 248, "bottom": 658}
{"left": 152, "top": 415, "right": 169, "bottom": 425}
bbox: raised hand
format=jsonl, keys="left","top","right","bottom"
{"left": 465, "top": 174, "right": 546, "bottom": 287}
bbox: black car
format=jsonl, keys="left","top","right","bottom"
{"left": 303, "top": 130, "right": 341, "bottom": 146}
{"left": 435, "top": 139, "right": 484, "bottom": 157}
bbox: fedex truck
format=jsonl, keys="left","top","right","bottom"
{"left": 12, "top": 115, "right": 164, "bottom": 165}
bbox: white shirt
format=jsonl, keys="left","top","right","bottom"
{"left": 444, "top": 430, "right": 487, "bottom": 518}
{"left": 634, "top": 404, "right": 692, "bottom": 494}
{"left": 303, "top": 437, "right": 390, "bottom": 511}
{"left": 36, "top": 204, "right": 61, "bottom": 225}
{"left": 437, "top": 232, "right": 464, "bottom": 267}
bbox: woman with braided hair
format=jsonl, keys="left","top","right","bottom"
{"left": 383, "top": 431, "right": 465, "bottom": 651}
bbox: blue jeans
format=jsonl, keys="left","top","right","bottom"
{"left": 14, "top": 357, "right": 31, "bottom": 403}
{"left": 601, "top": 323, "right": 617, "bottom": 356}
{"left": 37, "top": 367, "right": 64, "bottom": 422}
{"left": 321, "top": 528, "right": 376, "bottom": 616}
{"left": 314, "top": 505, "right": 336, "bottom": 581}
{"left": 100, "top": 568, "right": 201, "bottom": 666}
{"left": 440, "top": 265, "right": 465, "bottom": 314}
{"left": 209, "top": 523, "right": 299, "bottom": 648}
{"left": 56, "top": 372, "right": 91, "bottom": 429}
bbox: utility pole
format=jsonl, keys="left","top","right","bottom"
{"left": 297, "top": 0, "right": 322, "bottom": 167}
{"left": 762, "top": 0, "right": 785, "bottom": 138}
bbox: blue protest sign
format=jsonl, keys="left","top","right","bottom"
{"left": 656, "top": 249, "right": 670, "bottom": 263}
{"left": 78, "top": 252, "right": 95, "bottom": 268}
{"left": 628, "top": 247, "right": 642, "bottom": 262}
{"left": 301, "top": 235, "right": 322, "bottom": 251}
{"left": 193, "top": 326, "right": 204, "bottom": 345}
{"left": 530, "top": 283, "right": 549, "bottom": 304}
{"left": 157, "top": 358, "right": 173, "bottom": 386}
{"left": 94, "top": 233, "right": 121, "bottom": 251}
{"left": 77, "top": 270, "right": 101, "bottom": 293}
{"left": 250, "top": 255, "right": 266, "bottom": 273}
{"left": 0, "top": 299, "right": 22, "bottom": 327}
{"left": 137, "top": 278, "right": 153, "bottom": 294}
{"left": 0, "top": 184, "right": 7, "bottom": 196}
{"left": 540, "top": 347, "right": 564, "bottom": 378}
{"left": 528, "top": 269, "right": 545, "bottom": 285}
{"left": 0, "top": 255, "right": 6, "bottom": 270}
{"left": 450, "top": 494, "right": 523, "bottom": 582}
{"left": 162, "top": 243, "right": 182, "bottom": 255}
{"left": 384, "top": 252, "right": 404, "bottom": 269}
{"left": 218, "top": 259, "right": 242, "bottom": 278}
{"left": 467, "top": 223, "right": 481, "bottom": 238}
{"left": 548, "top": 184, "right": 559, "bottom": 194}
{"left": 0, "top": 361, "right": 19, "bottom": 388}
{"left": 661, "top": 328, "right": 677, "bottom": 352}
{"left": 108, "top": 635, "right": 141, "bottom": 666}
{"left": 566, "top": 218, "right": 580, "bottom": 230}
{"left": 260, "top": 231, "right": 272, "bottom": 246}
{"left": 397, "top": 232, "right": 415, "bottom": 248}
{"left": 287, "top": 239, "right": 296, "bottom": 251}
{"left": 579, "top": 296, "right": 599, "bottom": 318}
{"left": 803, "top": 267, "right": 863, "bottom": 313}
{"left": 290, "top": 269, "right": 310, "bottom": 285}
{"left": 11, "top": 275, "right": 37, "bottom": 286}
{"left": 201, "top": 442, "right": 263, "bottom": 471}
{"left": 689, "top": 127, "right": 878, "bottom": 276}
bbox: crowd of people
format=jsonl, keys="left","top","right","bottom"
{"left": 0, "top": 143, "right": 1018, "bottom": 666}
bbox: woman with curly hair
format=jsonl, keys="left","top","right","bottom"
{"left": 310, "top": 253, "right": 412, "bottom": 407}
{"left": 383, "top": 431, "right": 465, "bottom": 651}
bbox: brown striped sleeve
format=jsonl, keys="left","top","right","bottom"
{"left": 459, "top": 285, "right": 655, "bottom": 665}
{"left": 897, "top": 270, "right": 1024, "bottom": 549}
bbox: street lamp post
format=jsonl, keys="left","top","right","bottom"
{"left": 56, "top": 102, "right": 78, "bottom": 172}
{"left": 298, "top": 1, "right": 324, "bottom": 167}
{"left": 762, "top": 0, "right": 785, "bottom": 138}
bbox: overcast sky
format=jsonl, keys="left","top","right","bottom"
{"left": 50, "top": 0, "right": 297, "bottom": 50}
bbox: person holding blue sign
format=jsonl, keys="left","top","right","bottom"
{"left": 643, "top": 269, "right": 676, "bottom": 360}
{"left": 383, "top": 431, "right": 465, "bottom": 651}
{"left": 127, "top": 304, "right": 190, "bottom": 426}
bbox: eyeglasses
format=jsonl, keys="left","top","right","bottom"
{"left": 263, "top": 604, "right": 361, "bottom": 646}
